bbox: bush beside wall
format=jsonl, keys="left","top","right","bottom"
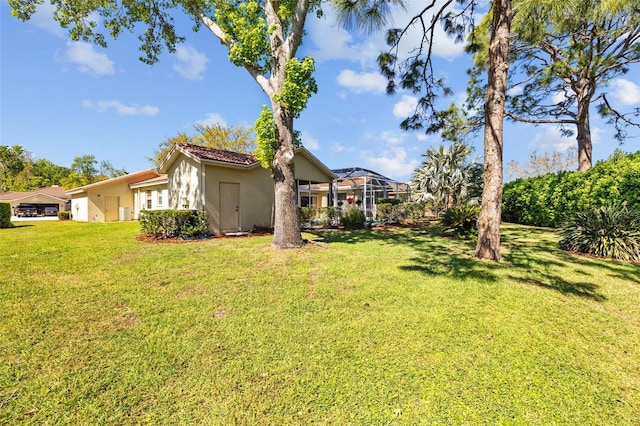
{"left": 139, "top": 210, "right": 209, "bottom": 239}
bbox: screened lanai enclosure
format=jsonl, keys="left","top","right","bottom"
{"left": 299, "top": 167, "right": 410, "bottom": 221}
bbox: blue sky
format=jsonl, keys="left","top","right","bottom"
{"left": 2, "top": 2, "right": 639, "bottom": 183}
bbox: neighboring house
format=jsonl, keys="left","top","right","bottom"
{"left": 67, "top": 170, "right": 163, "bottom": 222}
{"left": 130, "top": 174, "right": 169, "bottom": 219}
{"left": 0, "top": 186, "right": 70, "bottom": 216}
{"left": 159, "top": 143, "right": 336, "bottom": 234}
{"left": 306, "top": 167, "right": 410, "bottom": 219}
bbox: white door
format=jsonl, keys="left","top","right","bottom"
{"left": 220, "top": 183, "right": 240, "bottom": 231}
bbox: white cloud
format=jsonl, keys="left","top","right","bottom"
{"left": 392, "top": 3, "right": 468, "bottom": 62}
{"left": 336, "top": 69, "right": 387, "bottom": 94}
{"left": 528, "top": 126, "right": 574, "bottom": 151}
{"left": 174, "top": 45, "right": 209, "bottom": 81}
{"left": 82, "top": 100, "right": 159, "bottom": 116}
{"left": 610, "top": 78, "right": 640, "bottom": 106}
{"left": 591, "top": 127, "right": 603, "bottom": 145}
{"left": 380, "top": 130, "right": 404, "bottom": 146}
{"left": 301, "top": 131, "right": 320, "bottom": 150}
{"left": 30, "top": 3, "right": 66, "bottom": 38}
{"left": 330, "top": 142, "right": 347, "bottom": 153}
{"left": 60, "top": 41, "right": 115, "bottom": 77}
{"left": 361, "top": 147, "right": 419, "bottom": 181}
{"left": 307, "top": 3, "right": 468, "bottom": 67}
{"left": 196, "top": 113, "right": 227, "bottom": 127}
{"left": 552, "top": 91, "right": 569, "bottom": 104}
{"left": 507, "top": 86, "right": 523, "bottom": 97}
{"left": 393, "top": 95, "right": 418, "bottom": 119}
{"left": 528, "top": 124, "right": 603, "bottom": 152}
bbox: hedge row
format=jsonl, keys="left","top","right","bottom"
{"left": 0, "top": 202, "right": 12, "bottom": 228}
{"left": 503, "top": 150, "right": 640, "bottom": 227}
{"left": 139, "top": 210, "right": 209, "bottom": 239}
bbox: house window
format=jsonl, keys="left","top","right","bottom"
{"left": 300, "top": 195, "right": 317, "bottom": 208}
{"left": 157, "top": 191, "right": 163, "bottom": 208}
{"left": 146, "top": 190, "right": 152, "bottom": 209}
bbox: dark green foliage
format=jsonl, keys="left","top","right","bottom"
{"left": 57, "top": 211, "right": 71, "bottom": 221}
{"left": 298, "top": 207, "right": 316, "bottom": 227}
{"left": 375, "top": 202, "right": 425, "bottom": 224}
{"left": 560, "top": 205, "right": 640, "bottom": 262}
{"left": 139, "top": 210, "right": 209, "bottom": 239}
{"left": 376, "top": 197, "right": 402, "bottom": 205}
{"left": 403, "top": 202, "right": 426, "bottom": 223}
{"left": 375, "top": 203, "right": 403, "bottom": 224}
{"left": 340, "top": 208, "right": 365, "bottom": 229}
{"left": 441, "top": 205, "right": 481, "bottom": 236}
{"left": 0, "top": 203, "right": 13, "bottom": 228}
{"left": 503, "top": 150, "right": 640, "bottom": 227}
{"left": 320, "top": 206, "right": 341, "bottom": 227}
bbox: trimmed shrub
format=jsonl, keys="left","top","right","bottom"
{"left": 320, "top": 206, "right": 341, "bottom": 227}
{"left": 340, "top": 207, "right": 365, "bottom": 229}
{"left": 139, "top": 210, "right": 209, "bottom": 239}
{"left": 298, "top": 207, "right": 316, "bottom": 228}
{"left": 57, "top": 211, "right": 71, "bottom": 220}
{"left": 376, "top": 203, "right": 403, "bottom": 224}
{"left": 403, "top": 202, "right": 426, "bottom": 223}
{"left": 559, "top": 205, "right": 640, "bottom": 262}
{"left": 441, "top": 205, "right": 481, "bottom": 237}
{"left": 0, "top": 203, "right": 13, "bottom": 228}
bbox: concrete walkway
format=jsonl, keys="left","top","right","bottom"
{"left": 10, "top": 216, "right": 59, "bottom": 222}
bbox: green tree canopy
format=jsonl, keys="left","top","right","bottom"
{"left": 466, "top": 0, "right": 640, "bottom": 171}
{"left": 151, "top": 123, "right": 256, "bottom": 169}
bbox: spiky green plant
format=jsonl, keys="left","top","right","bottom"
{"left": 559, "top": 205, "right": 640, "bottom": 261}
{"left": 441, "top": 204, "right": 481, "bottom": 237}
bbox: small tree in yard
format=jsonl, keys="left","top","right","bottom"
{"left": 410, "top": 140, "right": 482, "bottom": 218}
{"left": 10, "top": 0, "right": 325, "bottom": 249}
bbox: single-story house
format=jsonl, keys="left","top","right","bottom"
{"left": 67, "top": 170, "right": 165, "bottom": 222}
{"left": 159, "top": 143, "right": 336, "bottom": 234}
{"left": 0, "top": 186, "right": 70, "bottom": 216}
{"left": 304, "top": 167, "right": 410, "bottom": 219}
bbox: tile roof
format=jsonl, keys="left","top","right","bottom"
{"left": 67, "top": 169, "right": 161, "bottom": 194}
{"left": 0, "top": 186, "right": 70, "bottom": 201}
{"left": 178, "top": 143, "right": 256, "bottom": 166}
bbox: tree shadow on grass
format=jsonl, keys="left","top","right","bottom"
{"left": 310, "top": 224, "right": 611, "bottom": 302}
{"left": 1, "top": 224, "right": 34, "bottom": 229}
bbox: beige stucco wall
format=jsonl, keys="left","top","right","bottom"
{"left": 294, "top": 154, "right": 333, "bottom": 183}
{"left": 167, "top": 155, "right": 202, "bottom": 211}
{"left": 203, "top": 164, "right": 274, "bottom": 234}
{"left": 71, "top": 181, "right": 135, "bottom": 222}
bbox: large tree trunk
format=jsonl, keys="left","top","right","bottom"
{"left": 475, "top": 0, "right": 512, "bottom": 262}
{"left": 575, "top": 85, "right": 593, "bottom": 171}
{"left": 271, "top": 101, "right": 304, "bottom": 249}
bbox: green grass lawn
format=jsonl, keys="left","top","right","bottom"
{"left": 1, "top": 220, "right": 639, "bottom": 425}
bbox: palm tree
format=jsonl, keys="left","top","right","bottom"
{"left": 411, "top": 141, "right": 481, "bottom": 217}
